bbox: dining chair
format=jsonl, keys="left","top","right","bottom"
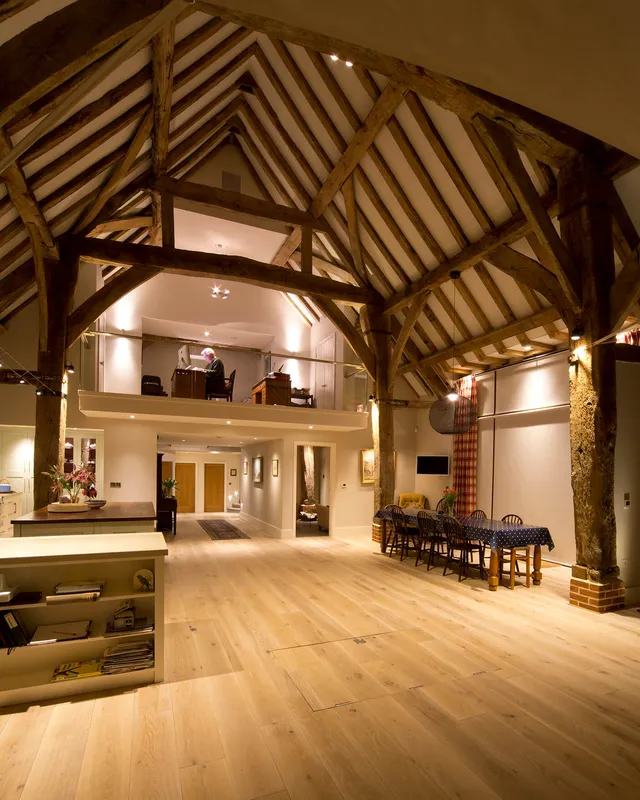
{"left": 388, "top": 506, "right": 417, "bottom": 562}
{"left": 442, "top": 515, "right": 486, "bottom": 581}
{"left": 500, "top": 513, "right": 530, "bottom": 589}
{"left": 415, "top": 510, "right": 446, "bottom": 569}
{"left": 469, "top": 509, "right": 487, "bottom": 519}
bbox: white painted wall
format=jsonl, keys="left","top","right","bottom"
{"left": 615, "top": 361, "right": 640, "bottom": 602}
{"left": 240, "top": 439, "right": 285, "bottom": 537}
{"left": 475, "top": 354, "right": 575, "bottom": 564}
{"left": 101, "top": 421, "right": 157, "bottom": 505}
{"left": 172, "top": 450, "right": 241, "bottom": 514}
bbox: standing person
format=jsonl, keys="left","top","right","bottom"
{"left": 201, "top": 347, "right": 225, "bottom": 396}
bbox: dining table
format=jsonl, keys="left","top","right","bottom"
{"left": 374, "top": 507, "right": 555, "bottom": 590}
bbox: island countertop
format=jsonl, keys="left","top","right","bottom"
{"left": 11, "top": 501, "right": 156, "bottom": 525}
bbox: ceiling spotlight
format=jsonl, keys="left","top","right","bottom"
{"left": 204, "top": 331, "right": 210, "bottom": 337}
{"left": 345, "top": 61, "right": 353, "bottom": 67}
{"left": 65, "top": 362, "right": 75, "bottom": 374}
{"left": 36, "top": 389, "right": 43, "bottom": 396}
{"left": 226, "top": 420, "right": 231, "bottom": 425}
{"left": 523, "top": 344, "right": 532, "bottom": 352}
{"left": 19, "top": 379, "right": 25, "bottom": 384}
{"left": 447, "top": 391, "right": 459, "bottom": 402}
{"left": 570, "top": 326, "right": 585, "bottom": 342}
{"left": 308, "top": 425, "right": 313, "bottom": 429}
{"left": 129, "top": 415, "right": 135, "bottom": 419}
{"left": 330, "top": 54, "right": 339, "bottom": 61}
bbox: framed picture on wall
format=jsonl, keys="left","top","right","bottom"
{"left": 230, "top": 468, "right": 237, "bottom": 477}
{"left": 252, "top": 456, "right": 263, "bottom": 484}
{"left": 243, "top": 461, "right": 248, "bottom": 475}
{"left": 272, "top": 459, "right": 279, "bottom": 477}
{"left": 360, "top": 449, "right": 396, "bottom": 484}
{"left": 360, "top": 449, "right": 375, "bottom": 484}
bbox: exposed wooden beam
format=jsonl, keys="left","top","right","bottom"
{"left": 0, "top": 0, "right": 167, "bottom": 128}
{"left": 309, "top": 81, "right": 407, "bottom": 217}
{"left": 0, "top": 129, "right": 57, "bottom": 257}
{"left": 75, "top": 109, "right": 154, "bottom": 232}
{"left": 300, "top": 225, "right": 313, "bottom": 274}
{"left": 314, "top": 299, "right": 375, "bottom": 380}
{"left": 195, "top": 1, "right": 604, "bottom": 166}
{"left": 485, "top": 245, "right": 571, "bottom": 322}
{"left": 66, "top": 266, "right": 160, "bottom": 347}
{"left": 610, "top": 247, "right": 640, "bottom": 332}
{"left": 389, "top": 294, "right": 431, "bottom": 383}
{"left": 341, "top": 174, "right": 367, "bottom": 283}
{"left": 476, "top": 115, "right": 582, "bottom": 312}
{"left": 150, "top": 18, "right": 177, "bottom": 246}
{"left": 398, "top": 308, "right": 561, "bottom": 375}
{"left": 384, "top": 191, "right": 557, "bottom": 314}
{"left": 0, "top": 0, "right": 189, "bottom": 175}
{"left": 66, "top": 236, "right": 374, "bottom": 305}
{"left": 91, "top": 216, "right": 153, "bottom": 235}
{"left": 155, "top": 176, "right": 330, "bottom": 230}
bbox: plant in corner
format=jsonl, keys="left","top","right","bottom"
{"left": 442, "top": 486, "right": 458, "bottom": 515}
{"left": 162, "top": 477, "right": 179, "bottom": 498}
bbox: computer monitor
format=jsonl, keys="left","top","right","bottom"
{"left": 177, "top": 345, "right": 192, "bottom": 370}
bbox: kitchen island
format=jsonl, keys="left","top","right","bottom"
{"left": 11, "top": 501, "right": 156, "bottom": 537}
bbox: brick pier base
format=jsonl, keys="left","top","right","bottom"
{"left": 372, "top": 522, "right": 382, "bottom": 544}
{"left": 569, "top": 574, "right": 625, "bottom": 612}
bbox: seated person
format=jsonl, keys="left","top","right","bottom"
{"left": 201, "top": 347, "right": 226, "bottom": 395}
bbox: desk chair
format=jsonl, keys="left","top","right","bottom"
{"left": 206, "top": 369, "right": 236, "bottom": 402}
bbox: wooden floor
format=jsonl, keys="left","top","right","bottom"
{"left": 2, "top": 515, "right": 640, "bottom": 800}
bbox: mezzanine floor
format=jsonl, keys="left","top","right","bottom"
{"left": 1, "top": 515, "right": 639, "bottom": 800}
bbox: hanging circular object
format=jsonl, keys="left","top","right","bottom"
{"left": 429, "top": 394, "right": 477, "bottom": 435}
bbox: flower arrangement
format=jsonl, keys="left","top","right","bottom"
{"left": 442, "top": 486, "right": 458, "bottom": 515}
{"left": 162, "top": 477, "right": 179, "bottom": 498}
{"left": 44, "top": 463, "right": 97, "bottom": 503}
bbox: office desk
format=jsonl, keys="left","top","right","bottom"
{"left": 252, "top": 376, "right": 291, "bottom": 405}
{"left": 171, "top": 368, "right": 206, "bottom": 399}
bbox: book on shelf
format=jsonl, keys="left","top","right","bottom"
{"left": 45, "top": 591, "right": 100, "bottom": 605}
{"left": 0, "top": 609, "right": 30, "bottom": 647}
{"left": 28, "top": 619, "right": 91, "bottom": 645}
{"left": 52, "top": 660, "right": 104, "bottom": 681}
{"left": 54, "top": 581, "right": 104, "bottom": 595}
{"left": 104, "top": 618, "right": 154, "bottom": 637}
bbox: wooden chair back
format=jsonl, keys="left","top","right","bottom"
{"left": 470, "top": 509, "right": 487, "bottom": 519}
{"left": 416, "top": 510, "right": 437, "bottom": 538}
{"left": 502, "top": 513, "right": 523, "bottom": 525}
{"left": 390, "top": 506, "right": 408, "bottom": 537}
{"left": 442, "top": 515, "right": 466, "bottom": 547}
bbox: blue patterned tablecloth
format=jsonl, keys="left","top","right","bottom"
{"left": 374, "top": 507, "right": 554, "bottom": 551}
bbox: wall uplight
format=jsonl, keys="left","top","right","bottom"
{"left": 570, "top": 326, "right": 585, "bottom": 341}
{"left": 447, "top": 391, "right": 459, "bottom": 402}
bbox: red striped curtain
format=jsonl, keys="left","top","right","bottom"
{"left": 617, "top": 328, "right": 640, "bottom": 345}
{"left": 452, "top": 375, "right": 477, "bottom": 516}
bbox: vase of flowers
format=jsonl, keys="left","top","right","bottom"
{"left": 442, "top": 486, "right": 458, "bottom": 515}
{"left": 44, "top": 463, "right": 96, "bottom": 512}
{"left": 162, "top": 477, "right": 179, "bottom": 499}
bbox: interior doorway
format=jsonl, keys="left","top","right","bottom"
{"left": 315, "top": 335, "right": 335, "bottom": 409}
{"left": 204, "top": 463, "right": 225, "bottom": 512}
{"left": 295, "top": 445, "right": 331, "bottom": 537}
{"left": 175, "top": 462, "right": 196, "bottom": 513}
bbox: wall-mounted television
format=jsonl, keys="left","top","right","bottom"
{"left": 416, "top": 455, "right": 450, "bottom": 476}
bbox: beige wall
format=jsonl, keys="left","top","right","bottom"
{"left": 171, "top": 450, "right": 241, "bottom": 514}
{"left": 414, "top": 409, "right": 453, "bottom": 508}
{"left": 240, "top": 439, "right": 285, "bottom": 536}
{"left": 615, "top": 361, "right": 640, "bottom": 602}
{"left": 476, "top": 355, "right": 575, "bottom": 564}
{"left": 101, "top": 420, "right": 157, "bottom": 505}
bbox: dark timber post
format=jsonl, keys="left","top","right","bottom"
{"left": 33, "top": 248, "right": 79, "bottom": 509}
{"left": 558, "top": 154, "right": 624, "bottom": 611}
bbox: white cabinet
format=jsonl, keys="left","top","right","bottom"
{"left": 0, "top": 532, "right": 167, "bottom": 707}
{"left": 0, "top": 494, "right": 22, "bottom": 538}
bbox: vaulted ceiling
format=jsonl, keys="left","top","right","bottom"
{"left": 1, "top": 0, "right": 638, "bottom": 398}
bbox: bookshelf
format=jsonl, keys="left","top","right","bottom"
{"left": 0, "top": 532, "right": 167, "bottom": 707}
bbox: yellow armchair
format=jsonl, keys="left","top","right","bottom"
{"left": 398, "top": 493, "right": 427, "bottom": 510}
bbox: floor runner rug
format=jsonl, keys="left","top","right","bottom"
{"left": 196, "top": 519, "right": 250, "bottom": 540}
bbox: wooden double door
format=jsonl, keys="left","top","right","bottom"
{"left": 173, "top": 462, "right": 226, "bottom": 513}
